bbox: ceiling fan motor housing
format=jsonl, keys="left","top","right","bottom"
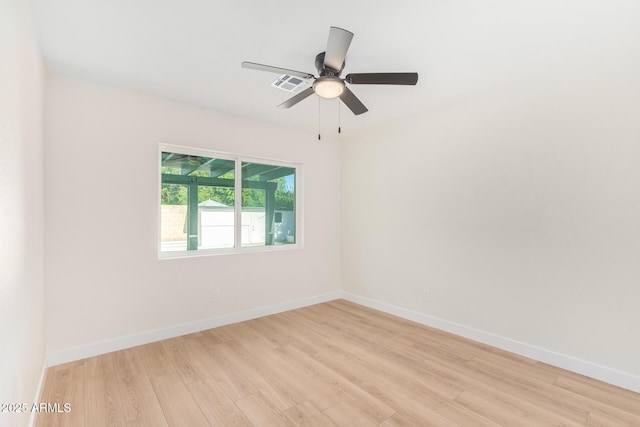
{"left": 315, "top": 52, "right": 344, "bottom": 76}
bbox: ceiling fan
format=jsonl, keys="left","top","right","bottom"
{"left": 241, "top": 26, "right": 418, "bottom": 115}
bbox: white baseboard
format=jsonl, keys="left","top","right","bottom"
{"left": 28, "top": 361, "right": 48, "bottom": 427}
{"left": 340, "top": 291, "right": 640, "bottom": 394}
{"left": 47, "top": 291, "right": 341, "bottom": 366}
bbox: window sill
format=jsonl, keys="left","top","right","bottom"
{"left": 157, "top": 242, "right": 303, "bottom": 260}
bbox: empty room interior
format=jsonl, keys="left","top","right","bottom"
{"left": 2, "top": 0, "right": 640, "bottom": 426}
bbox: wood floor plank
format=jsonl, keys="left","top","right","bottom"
{"left": 134, "top": 341, "right": 176, "bottom": 379}
{"left": 312, "top": 320, "right": 465, "bottom": 400}
{"left": 555, "top": 374, "right": 640, "bottom": 415}
{"left": 331, "top": 300, "right": 530, "bottom": 366}
{"left": 213, "top": 340, "right": 305, "bottom": 411}
{"left": 283, "top": 400, "right": 338, "bottom": 426}
{"left": 186, "top": 376, "right": 252, "bottom": 426}
{"left": 434, "top": 401, "right": 504, "bottom": 427}
{"left": 468, "top": 349, "right": 559, "bottom": 384}
{"left": 274, "top": 345, "right": 343, "bottom": 411}
{"left": 454, "top": 389, "right": 583, "bottom": 426}
{"left": 201, "top": 326, "right": 234, "bottom": 344}
{"left": 305, "top": 354, "right": 396, "bottom": 423}
{"left": 278, "top": 311, "right": 337, "bottom": 355}
{"left": 150, "top": 372, "right": 210, "bottom": 427}
{"left": 235, "top": 392, "right": 295, "bottom": 426}
{"left": 35, "top": 361, "right": 85, "bottom": 427}
{"left": 219, "top": 321, "right": 264, "bottom": 344}
{"left": 317, "top": 343, "right": 498, "bottom": 426}
{"left": 322, "top": 401, "right": 379, "bottom": 427}
{"left": 586, "top": 409, "right": 639, "bottom": 426}
{"left": 310, "top": 347, "right": 459, "bottom": 426}
{"left": 464, "top": 356, "right": 591, "bottom": 422}
{"left": 245, "top": 315, "right": 295, "bottom": 348}
{"left": 34, "top": 300, "right": 640, "bottom": 427}
{"left": 116, "top": 373, "right": 167, "bottom": 427}
{"left": 84, "top": 353, "right": 128, "bottom": 427}
{"left": 186, "top": 336, "right": 258, "bottom": 401}
{"left": 542, "top": 360, "right": 640, "bottom": 402}
{"left": 276, "top": 343, "right": 396, "bottom": 423}
{"left": 239, "top": 337, "right": 336, "bottom": 406}
{"left": 380, "top": 410, "right": 448, "bottom": 427}
{"left": 158, "top": 336, "right": 209, "bottom": 384}
{"left": 113, "top": 348, "right": 146, "bottom": 380}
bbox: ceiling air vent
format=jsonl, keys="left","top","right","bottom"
{"left": 271, "top": 74, "right": 312, "bottom": 94}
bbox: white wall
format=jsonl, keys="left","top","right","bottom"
{"left": 45, "top": 75, "right": 341, "bottom": 361}
{"left": 342, "top": 33, "right": 640, "bottom": 384}
{"left": 0, "top": 0, "right": 46, "bottom": 425}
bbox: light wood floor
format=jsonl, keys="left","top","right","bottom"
{"left": 36, "top": 300, "right": 640, "bottom": 426}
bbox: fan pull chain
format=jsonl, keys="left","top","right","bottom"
{"left": 338, "top": 100, "right": 341, "bottom": 134}
{"left": 318, "top": 98, "right": 321, "bottom": 140}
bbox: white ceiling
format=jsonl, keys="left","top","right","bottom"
{"left": 32, "top": 0, "right": 640, "bottom": 137}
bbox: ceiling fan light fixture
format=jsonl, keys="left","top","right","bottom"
{"left": 313, "top": 76, "right": 345, "bottom": 99}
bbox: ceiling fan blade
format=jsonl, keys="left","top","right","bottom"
{"left": 242, "top": 62, "right": 314, "bottom": 79}
{"left": 345, "top": 72, "right": 419, "bottom": 85}
{"left": 324, "top": 27, "right": 354, "bottom": 72}
{"left": 340, "top": 87, "right": 368, "bottom": 115}
{"left": 277, "top": 87, "right": 315, "bottom": 109}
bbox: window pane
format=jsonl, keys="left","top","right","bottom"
{"left": 161, "top": 152, "right": 235, "bottom": 252}
{"left": 241, "top": 188, "right": 266, "bottom": 246}
{"left": 160, "top": 183, "right": 188, "bottom": 251}
{"left": 198, "top": 185, "right": 235, "bottom": 249}
{"left": 241, "top": 161, "right": 296, "bottom": 247}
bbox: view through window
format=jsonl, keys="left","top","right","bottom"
{"left": 160, "top": 148, "right": 298, "bottom": 255}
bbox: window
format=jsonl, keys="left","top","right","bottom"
{"left": 159, "top": 145, "right": 300, "bottom": 257}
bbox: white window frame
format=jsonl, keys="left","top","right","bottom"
{"left": 158, "top": 143, "right": 303, "bottom": 259}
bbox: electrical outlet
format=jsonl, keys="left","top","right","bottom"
{"left": 212, "top": 289, "right": 220, "bottom": 303}
{"left": 422, "top": 289, "right": 430, "bottom": 302}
